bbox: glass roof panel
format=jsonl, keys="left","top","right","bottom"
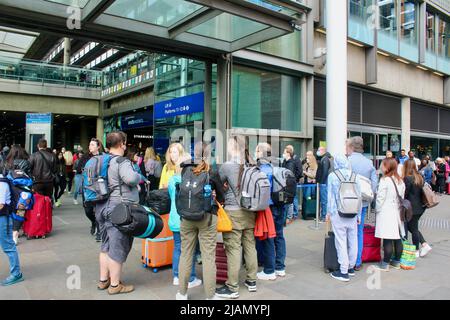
{"left": 244, "top": 0, "right": 298, "bottom": 16}
{"left": 0, "top": 28, "right": 38, "bottom": 59}
{"left": 104, "top": 0, "right": 203, "bottom": 27}
{"left": 44, "top": 0, "right": 90, "bottom": 8}
{"left": 188, "top": 12, "right": 270, "bottom": 42}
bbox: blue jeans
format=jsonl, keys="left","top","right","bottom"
{"left": 356, "top": 207, "right": 368, "bottom": 267}
{"left": 73, "top": 174, "right": 83, "bottom": 201}
{"left": 319, "top": 184, "right": 328, "bottom": 220}
{"left": 173, "top": 231, "right": 196, "bottom": 282}
{"left": 292, "top": 194, "right": 299, "bottom": 218}
{"left": 260, "top": 205, "right": 286, "bottom": 274}
{"left": 0, "top": 215, "right": 21, "bottom": 277}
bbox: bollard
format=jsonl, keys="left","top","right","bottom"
{"left": 308, "top": 183, "right": 321, "bottom": 231}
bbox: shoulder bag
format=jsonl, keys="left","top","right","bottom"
{"left": 390, "top": 177, "right": 413, "bottom": 222}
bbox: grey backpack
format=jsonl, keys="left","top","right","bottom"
{"left": 238, "top": 166, "right": 271, "bottom": 212}
{"left": 334, "top": 170, "right": 362, "bottom": 218}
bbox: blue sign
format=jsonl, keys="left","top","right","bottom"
{"left": 154, "top": 92, "right": 204, "bottom": 120}
{"left": 121, "top": 111, "right": 153, "bottom": 130}
{"left": 26, "top": 113, "right": 52, "bottom": 124}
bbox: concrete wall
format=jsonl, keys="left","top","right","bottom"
{"left": 0, "top": 92, "right": 100, "bottom": 116}
{"left": 314, "top": 31, "right": 445, "bottom": 105}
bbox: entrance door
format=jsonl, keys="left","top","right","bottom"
{"left": 30, "top": 134, "right": 44, "bottom": 154}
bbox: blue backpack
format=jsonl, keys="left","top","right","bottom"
{"left": 0, "top": 170, "right": 34, "bottom": 221}
{"left": 82, "top": 154, "right": 115, "bottom": 204}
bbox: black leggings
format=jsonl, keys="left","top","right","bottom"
{"left": 383, "top": 239, "right": 403, "bottom": 263}
{"left": 66, "top": 171, "right": 74, "bottom": 192}
{"left": 407, "top": 214, "right": 426, "bottom": 250}
{"left": 54, "top": 175, "right": 67, "bottom": 202}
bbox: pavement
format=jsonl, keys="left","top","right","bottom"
{"left": 0, "top": 193, "right": 449, "bottom": 300}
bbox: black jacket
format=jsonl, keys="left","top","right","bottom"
{"left": 316, "top": 152, "right": 332, "bottom": 185}
{"left": 29, "top": 150, "right": 57, "bottom": 184}
{"left": 404, "top": 176, "right": 425, "bottom": 215}
{"left": 282, "top": 156, "right": 303, "bottom": 182}
{"left": 76, "top": 153, "right": 94, "bottom": 174}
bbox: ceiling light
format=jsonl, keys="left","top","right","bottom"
{"left": 316, "top": 28, "right": 326, "bottom": 35}
{"left": 348, "top": 40, "right": 364, "bottom": 47}
{"left": 433, "top": 72, "right": 444, "bottom": 77}
{"left": 396, "top": 58, "right": 410, "bottom": 65}
{"left": 377, "top": 50, "right": 390, "bottom": 57}
{"left": 416, "top": 65, "right": 428, "bottom": 71}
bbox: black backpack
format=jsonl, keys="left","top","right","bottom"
{"left": 175, "top": 167, "right": 211, "bottom": 221}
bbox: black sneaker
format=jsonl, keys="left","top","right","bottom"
{"left": 95, "top": 232, "right": 101, "bottom": 242}
{"left": 244, "top": 280, "right": 257, "bottom": 292}
{"left": 90, "top": 224, "right": 96, "bottom": 236}
{"left": 348, "top": 269, "right": 355, "bottom": 277}
{"left": 330, "top": 271, "right": 350, "bottom": 282}
{"left": 215, "top": 286, "right": 239, "bottom": 299}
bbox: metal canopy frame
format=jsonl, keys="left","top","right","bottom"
{"left": 0, "top": 0, "right": 309, "bottom": 59}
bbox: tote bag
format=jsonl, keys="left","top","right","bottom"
{"left": 216, "top": 201, "right": 232, "bottom": 233}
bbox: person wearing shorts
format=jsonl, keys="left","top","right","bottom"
{"left": 95, "top": 131, "right": 140, "bottom": 295}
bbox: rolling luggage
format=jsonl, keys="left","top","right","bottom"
{"left": 323, "top": 221, "right": 339, "bottom": 273}
{"left": 141, "top": 213, "right": 174, "bottom": 273}
{"left": 23, "top": 193, "right": 52, "bottom": 239}
{"left": 301, "top": 185, "right": 317, "bottom": 220}
{"left": 216, "top": 242, "right": 228, "bottom": 284}
{"left": 361, "top": 224, "right": 381, "bottom": 263}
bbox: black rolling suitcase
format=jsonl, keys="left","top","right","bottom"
{"left": 323, "top": 221, "right": 340, "bottom": 273}
{"left": 301, "top": 185, "right": 317, "bottom": 220}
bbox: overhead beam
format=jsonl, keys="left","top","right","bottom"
{"left": 23, "top": 34, "right": 61, "bottom": 60}
{"left": 0, "top": 43, "right": 27, "bottom": 55}
{"left": 187, "top": 0, "right": 295, "bottom": 32}
{"left": 0, "top": 26, "right": 39, "bottom": 37}
{"left": 82, "top": 0, "right": 116, "bottom": 23}
{"left": 168, "top": 7, "right": 222, "bottom": 39}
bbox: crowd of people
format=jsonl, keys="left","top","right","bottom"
{"left": 0, "top": 132, "right": 448, "bottom": 297}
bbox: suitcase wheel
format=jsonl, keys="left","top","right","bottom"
{"left": 142, "top": 264, "right": 147, "bottom": 269}
{"left": 152, "top": 268, "right": 159, "bottom": 273}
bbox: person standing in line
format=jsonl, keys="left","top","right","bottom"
{"left": 29, "top": 139, "right": 57, "bottom": 199}
{"left": 53, "top": 152, "right": 67, "bottom": 208}
{"left": 78, "top": 138, "right": 104, "bottom": 240}
{"left": 408, "top": 150, "right": 421, "bottom": 170}
{"left": 403, "top": 159, "right": 432, "bottom": 258}
{"left": 144, "top": 147, "right": 162, "bottom": 191}
{"left": 0, "top": 159, "right": 24, "bottom": 286}
{"left": 302, "top": 151, "right": 318, "bottom": 200}
{"left": 444, "top": 156, "right": 450, "bottom": 195}
{"left": 215, "top": 137, "right": 258, "bottom": 299}
{"left": 385, "top": 150, "right": 394, "bottom": 159}
{"left": 346, "top": 137, "right": 378, "bottom": 271}
{"left": 256, "top": 143, "right": 287, "bottom": 281}
{"left": 419, "top": 159, "right": 433, "bottom": 186}
{"left": 159, "top": 143, "right": 185, "bottom": 189}
{"left": 326, "top": 155, "right": 362, "bottom": 282}
{"left": 282, "top": 145, "right": 303, "bottom": 225}
{"left": 316, "top": 146, "right": 333, "bottom": 223}
{"left": 374, "top": 158, "right": 405, "bottom": 272}
{"left": 396, "top": 149, "right": 409, "bottom": 165}
{"left": 96, "top": 131, "right": 140, "bottom": 295}
{"left": 126, "top": 146, "right": 149, "bottom": 205}
{"left": 435, "top": 158, "right": 447, "bottom": 195}
{"left": 72, "top": 150, "right": 84, "bottom": 205}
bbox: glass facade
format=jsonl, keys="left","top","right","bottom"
{"left": 232, "top": 65, "right": 301, "bottom": 132}
{"left": 411, "top": 136, "right": 439, "bottom": 159}
{"left": 248, "top": 30, "right": 302, "bottom": 61}
{"left": 378, "top": 0, "right": 398, "bottom": 55}
{"left": 399, "top": 0, "right": 418, "bottom": 62}
{"left": 425, "top": 10, "right": 437, "bottom": 69}
{"left": 440, "top": 139, "right": 450, "bottom": 157}
{"left": 437, "top": 17, "right": 450, "bottom": 74}
{"left": 348, "top": 0, "right": 375, "bottom": 45}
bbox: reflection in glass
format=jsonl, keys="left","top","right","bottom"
{"left": 248, "top": 30, "right": 302, "bottom": 61}
{"left": 348, "top": 0, "right": 374, "bottom": 45}
{"left": 378, "top": 0, "right": 398, "bottom": 55}
{"left": 437, "top": 18, "right": 450, "bottom": 74}
{"left": 399, "top": 0, "right": 418, "bottom": 62}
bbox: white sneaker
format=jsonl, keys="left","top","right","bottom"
{"left": 173, "top": 277, "right": 179, "bottom": 286}
{"left": 73, "top": 199, "right": 78, "bottom": 205}
{"left": 275, "top": 270, "right": 286, "bottom": 277}
{"left": 257, "top": 271, "right": 276, "bottom": 281}
{"left": 176, "top": 292, "right": 188, "bottom": 300}
{"left": 188, "top": 278, "right": 202, "bottom": 289}
{"left": 420, "top": 244, "right": 432, "bottom": 257}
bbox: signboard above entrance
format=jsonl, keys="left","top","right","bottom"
{"left": 154, "top": 92, "right": 204, "bottom": 120}
{"left": 26, "top": 113, "right": 52, "bottom": 124}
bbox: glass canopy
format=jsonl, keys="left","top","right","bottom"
{"left": 0, "top": 27, "right": 39, "bottom": 59}
{"left": 0, "top": 0, "right": 308, "bottom": 55}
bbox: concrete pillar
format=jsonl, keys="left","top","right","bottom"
{"left": 96, "top": 117, "right": 104, "bottom": 144}
{"left": 216, "top": 54, "right": 232, "bottom": 164}
{"left": 445, "top": 77, "right": 450, "bottom": 106}
{"left": 63, "top": 38, "right": 71, "bottom": 66}
{"left": 204, "top": 62, "right": 212, "bottom": 131}
{"left": 80, "top": 120, "right": 89, "bottom": 151}
{"left": 325, "top": 0, "right": 348, "bottom": 156}
{"left": 401, "top": 97, "right": 411, "bottom": 152}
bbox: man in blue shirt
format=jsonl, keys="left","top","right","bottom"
{"left": 0, "top": 161, "right": 24, "bottom": 286}
{"left": 255, "top": 143, "right": 287, "bottom": 281}
{"left": 397, "top": 149, "right": 409, "bottom": 165}
{"left": 346, "top": 137, "right": 378, "bottom": 271}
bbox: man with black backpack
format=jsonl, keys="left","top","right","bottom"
{"left": 29, "top": 139, "right": 57, "bottom": 198}
{"left": 0, "top": 159, "right": 24, "bottom": 286}
{"left": 95, "top": 131, "right": 141, "bottom": 295}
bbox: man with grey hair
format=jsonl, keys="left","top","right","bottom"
{"left": 346, "top": 136, "right": 378, "bottom": 271}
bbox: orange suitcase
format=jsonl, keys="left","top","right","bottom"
{"left": 141, "top": 213, "right": 174, "bottom": 273}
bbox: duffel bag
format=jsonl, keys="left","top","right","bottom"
{"left": 110, "top": 202, "right": 163, "bottom": 239}
{"left": 144, "top": 188, "right": 171, "bottom": 214}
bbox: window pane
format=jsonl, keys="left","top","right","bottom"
{"left": 232, "top": 65, "right": 301, "bottom": 132}
{"left": 348, "top": 0, "right": 374, "bottom": 45}
{"left": 399, "top": 0, "right": 418, "bottom": 62}
{"left": 437, "top": 17, "right": 450, "bottom": 74}
{"left": 378, "top": 0, "right": 398, "bottom": 55}
{"left": 411, "top": 136, "right": 439, "bottom": 159}
{"left": 248, "top": 30, "right": 302, "bottom": 61}
{"left": 425, "top": 11, "right": 437, "bottom": 69}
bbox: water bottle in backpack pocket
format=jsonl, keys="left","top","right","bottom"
{"left": 82, "top": 154, "right": 114, "bottom": 204}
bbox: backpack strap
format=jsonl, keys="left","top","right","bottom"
{"left": 350, "top": 172, "right": 357, "bottom": 183}
{"left": 334, "top": 169, "right": 346, "bottom": 182}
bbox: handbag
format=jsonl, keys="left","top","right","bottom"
{"left": 216, "top": 201, "right": 232, "bottom": 233}
{"left": 422, "top": 182, "right": 439, "bottom": 209}
{"left": 399, "top": 239, "right": 417, "bottom": 270}
{"left": 390, "top": 177, "right": 413, "bottom": 222}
